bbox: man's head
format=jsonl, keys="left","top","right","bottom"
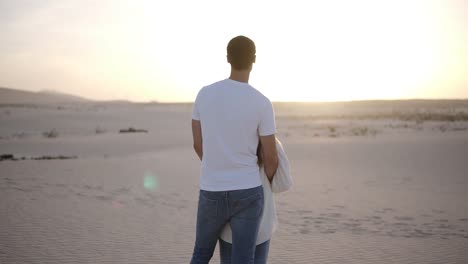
{"left": 227, "top": 36, "right": 256, "bottom": 71}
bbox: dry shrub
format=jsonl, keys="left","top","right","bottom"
{"left": 350, "top": 127, "right": 378, "bottom": 137}
{"left": 43, "top": 129, "right": 59, "bottom": 138}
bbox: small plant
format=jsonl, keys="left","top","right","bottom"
{"left": 43, "top": 129, "right": 59, "bottom": 138}
{"left": 95, "top": 126, "right": 106, "bottom": 134}
{"left": 352, "top": 127, "right": 368, "bottom": 136}
{"left": 350, "top": 126, "right": 378, "bottom": 137}
{"left": 415, "top": 117, "right": 424, "bottom": 125}
{"left": 438, "top": 124, "right": 447, "bottom": 132}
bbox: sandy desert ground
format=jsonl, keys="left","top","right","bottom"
{"left": 1, "top": 95, "right": 468, "bottom": 263}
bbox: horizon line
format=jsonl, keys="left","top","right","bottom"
{"left": 1, "top": 86, "right": 467, "bottom": 104}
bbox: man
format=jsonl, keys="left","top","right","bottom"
{"left": 190, "top": 35, "right": 278, "bottom": 264}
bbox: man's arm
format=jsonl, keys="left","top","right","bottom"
{"left": 192, "top": 119, "right": 203, "bottom": 160}
{"left": 259, "top": 134, "right": 278, "bottom": 182}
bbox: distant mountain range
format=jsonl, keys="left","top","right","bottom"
{"left": 0, "top": 87, "right": 92, "bottom": 104}
{"left": 0, "top": 87, "right": 157, "bottom": 105}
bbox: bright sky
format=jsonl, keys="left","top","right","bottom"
{"left": 0, "top": 0, "right": 466, "bottom": 102}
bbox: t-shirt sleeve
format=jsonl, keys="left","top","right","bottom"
{"left": 258, "top": 99, "right": 277, "bottom": 136}
{"left": 192, "top": 92, "right": 200, "bottom": 121}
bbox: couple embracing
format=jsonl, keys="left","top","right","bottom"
{"left": 190, "top": 36, "right": 291, "bottom": 264}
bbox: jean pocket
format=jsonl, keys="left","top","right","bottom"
{"left": 232, "top": 192, "right": 263, "bottom": 220}
{"left": 199, "top": 192, "right": 218, "bottom": 218}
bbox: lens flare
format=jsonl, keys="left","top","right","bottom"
{"left": 143, "top": 172, "right": 158, "bottom": 191}
{"left": 112, "top": 200, "right": 124, "bottom": 209}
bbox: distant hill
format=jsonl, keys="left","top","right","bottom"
{"left": 0, "top": 87, "right": 92, "bottom": 104}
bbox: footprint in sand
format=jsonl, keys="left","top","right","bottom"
{"left": 327, "top": 212, "right": 343, "bottom": 218}
{"left": 332, "top": 204, "right": 346, "bottom": 209}
{"left": 74, "top": 191, "right": 87, "bottom": 197}
{"left": 134, "top": 197, "right": 154, "bottom": 207}
{"left": 375, "top": 207, "right": 395, "bottom": 214}
{"left": 296, "top": 209, "right": 313, "bottom": 214}
{"left": 3, "top": 177, "right": 17, "bottom": 185}
{"left": 110, "top": 187, "right": 131, "bottom": 195}
{"left": 436, "top": 223, "right": 454, "bottom": 229}
{"left": 412, "top": 229, "right": 433, "bottom": 237}
{"left": 160, "top": 199, "right": 188, "bottom": 209}
{"left": 320, "top": 229, "right": 336, "bottom": 234}
{"left": 12, "top": 186, "right": 29, "bottom": 192}
{"left": 95, "top": 195, "right": 112, "bottom": 201}
{"left": 83, "top": 184, "right": 103, "bottom": 191}
{"left": 343, "top": 222, "right": 362, "bottom": 227}
{"left": 314, "top": 216, "right": 328, "bottom": 221}
{"left": 363, "top": 216, "right": 384, "bottom": 224}
{"left": 393, "top": 222, "right": 410, "bottom": 227}
{"left": 394, "top": 216, "right": 414, "bottom": 221}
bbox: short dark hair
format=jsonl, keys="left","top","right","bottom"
{"left": 227, "top": 36, "right": 256, "bottom": 70}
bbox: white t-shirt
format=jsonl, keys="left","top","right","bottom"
{"left": 192, "top": 78, "right": 277, "bottom": 191}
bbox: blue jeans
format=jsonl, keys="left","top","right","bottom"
{"left": 190, "top": 185, "right": 264, "bottom": 264}
{"left": 219, "top": 239, "right": 270, "bottom": 264}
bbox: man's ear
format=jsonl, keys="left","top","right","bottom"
{"left": 252, "top": 55, "right": 256, "bottom": 63}
{"left": 227, "top": 55, "right": 231, "bottom": 63}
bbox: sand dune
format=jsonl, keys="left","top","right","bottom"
{"left": 1, "top": 101, "right": 467, "bottom": 263}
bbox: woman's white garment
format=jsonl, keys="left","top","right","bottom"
{"left": 271, "top": 139, "right": 293, "bottom": 193}
{"left": 220, "top": 139, "right": 291, "bottom": 245}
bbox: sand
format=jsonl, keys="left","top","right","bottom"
{"left": 1, "top": 97, "right": 468, "bottom": 263}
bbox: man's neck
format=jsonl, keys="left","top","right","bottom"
{"left": 229, "top": 69, "right": 251, "bottom": 83}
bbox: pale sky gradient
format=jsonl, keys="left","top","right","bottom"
{"left": 0, "top": 0, "right": 466, "bottom": 102}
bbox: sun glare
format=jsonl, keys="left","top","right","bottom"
{"left": 1, "top": 0, "right": 465, "bottom": 102}
{"left": 128, "top": 0, "right": 457, "bottom": 102}
{"left": 249, "top": 1, "right": 447, "bottom": 102}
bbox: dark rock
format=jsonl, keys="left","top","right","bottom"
{"left": 0, "top": 154, "right": 14, "bottom": 161}
{"left": 119, "top": 127, "right": 148, "bottom": 133}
